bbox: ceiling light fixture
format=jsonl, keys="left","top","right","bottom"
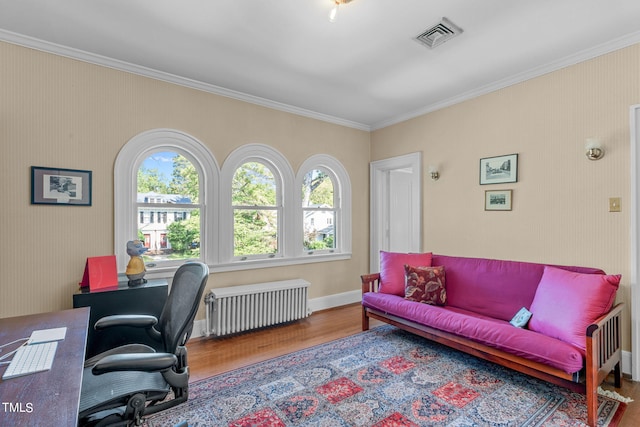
{"left": 329, "top": 0, "right": 355, "bottom": 23}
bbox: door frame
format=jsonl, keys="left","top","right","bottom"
{"left": 630, "top": 104, "right": 640, "bottom": 380}
{"left": 370, "top": 152, "right": 422, "bottom": 271}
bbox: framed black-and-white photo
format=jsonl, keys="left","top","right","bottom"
{"left": 485, "top": 190, "right": 512, "bottom": 211}
{"left": 31, "top": 166, "right": 92, "bottom": 206}
{"left": 480, "top": 154, "right": 518, "bottom": 185}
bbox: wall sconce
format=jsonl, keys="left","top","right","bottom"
{"left": 585, "top": 138, "right": 605, "bottom": 161}
{"left": 428, "top": 165, "right": 440, "bottom": 181}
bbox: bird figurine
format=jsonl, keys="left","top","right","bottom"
{"left": 125, "top": 240, "right": 148, "bottom": 286}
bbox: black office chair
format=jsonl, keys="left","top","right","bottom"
{"left": 78, "top": 262, "right": 209, "bottom": 427}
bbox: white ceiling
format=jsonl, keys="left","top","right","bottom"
{"left": 2, "top": 0, "right": 640, "bottom": 130}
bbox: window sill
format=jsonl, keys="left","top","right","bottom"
{"left": 137, "top": 252, "right": 352, "bottom": 280}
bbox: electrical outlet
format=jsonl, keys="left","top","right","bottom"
{"left": 609, "top": 197, "right": 621, "bottom": 212}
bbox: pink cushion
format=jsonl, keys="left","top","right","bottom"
{"left": 379, "top": 251, "right": 432, "bottom": 296}
{"left": 404, "top": 265, "right": 446, "bottom": 306}
{"left": 430, "top": 255, "right": 544, "bottom": 321}
{"left": 529, "top": 266, "right": 620, "bottom": 350}
{"left": 362, "top": 292, "right": 585, "bottom": 373}
{"left": 431, "top": 254, "right": 607, "bottom": 322}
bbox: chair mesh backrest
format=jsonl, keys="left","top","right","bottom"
{"left": 157, "top": 262, "right": 209, "bottom": 353}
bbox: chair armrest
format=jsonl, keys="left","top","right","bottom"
{"left": 361, "top": 273, "right": 381, "bottom": 294}
{"left": 94, "top": 314, "right": 158, "bottom": 330}
{"left": 586, "top": 302, "right": 624, "bottom": 337}
{"left": 91, "top": 353, "right": 178, "bottom": 375}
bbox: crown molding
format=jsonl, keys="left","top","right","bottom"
{"left": 0, "top": 29, "right": 371, "bottom": 132}
{"left": 371, "top": 30, "right": 640, "bottom": 131}
{"left": 3, "top": 27, "right": 640, "bottom": 133}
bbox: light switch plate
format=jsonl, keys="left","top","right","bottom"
{"left": 609, "top": 197, "right": 621, "bottom": 212}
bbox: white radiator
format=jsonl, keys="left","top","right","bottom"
{"left": 204, "top": 279, "right": 311, "bottom": 337}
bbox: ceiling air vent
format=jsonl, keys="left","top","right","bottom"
{"left": 414, "top": 17, "right": 463, "bottom": 49}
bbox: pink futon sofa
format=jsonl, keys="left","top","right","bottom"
{"left": 361, "top": 252, "right": 624, "bottom": 427}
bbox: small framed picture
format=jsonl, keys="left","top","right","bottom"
{"left": 31, "top": 166, "right": 92, "bottom": 206}
{"left": 485, "top": 190, "right": 512, "bottom": 211}
{"left": 480, "top": 153, "right": 518, "bottom": 185}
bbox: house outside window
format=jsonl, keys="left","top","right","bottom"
{"left": 302, "top": 168, "right": 336, "bottom": 252}
{"left": 296, "top": 154, "right": 351, "bottom": 257}
{"left": 114, "top": 129, "right": 218, "bottom": 274}
{"left": 136, "top": 152, "right": 200, "bottom": 262}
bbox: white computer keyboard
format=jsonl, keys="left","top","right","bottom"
{"left": 2, "top": 341, "right": 57, "bottom": 380}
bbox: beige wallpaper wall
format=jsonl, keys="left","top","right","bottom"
{"left": 1, "top": 40, "right": 639, "bottom": 352}
{"left": 0, "top": 41, "right": 370, "bottom": 319}
{"left": 371, "top": 45, "right": 640, "bottom": 351}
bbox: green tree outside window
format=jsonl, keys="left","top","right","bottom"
{"left": 232, "top": 162, "right": 278, "bottom": 257}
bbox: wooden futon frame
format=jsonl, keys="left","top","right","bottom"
{"left": 361, "top": 273, "right": 624, "bottom": 427}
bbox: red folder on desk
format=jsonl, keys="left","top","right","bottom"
{"left": 80, "top": 255, "right": 118, "bottom": 291}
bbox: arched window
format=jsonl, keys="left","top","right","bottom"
{"left": 116, "top": 134, "right": 350, "bottom": 274}
{"left": 296, "top": 155, "right": 351, "bottom": 257}
{"left": 220, "top": 144, "right": 294, "bottom": 263}
{"left": 114, "top": 129, "right": 219, "bottom": 274}
{"left": 302, "top": 168, "right": 336, "bottom": 252}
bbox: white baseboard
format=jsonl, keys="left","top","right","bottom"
{"left": 622, "top": 350, "right": 632, "bottom": 376}
{"left": 308, "top": 289, "right": 362, "bottom": 313}
{"left": 192, "top": 318, "right": 207, "bottom": 338}
{"left": 191, "top": 293, "right": 635, "bottom": 379}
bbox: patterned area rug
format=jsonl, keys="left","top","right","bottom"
{"left": 145, "top": 326, "right": 627, "bottom": 426}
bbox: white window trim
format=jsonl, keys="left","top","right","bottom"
{"left": 295, "top": 154, "right": 352, "bottom": 257}
{"left": 114, "top": 129, "right": 219, "bottom": 274}
{"left": 220, "top": 144, "right": 294, "bottom": 263}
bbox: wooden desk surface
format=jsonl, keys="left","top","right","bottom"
{"left": 0, "top": 308, "right": 89, "bottom": 427}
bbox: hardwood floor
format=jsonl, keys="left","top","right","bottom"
{"left": 187, "top": 303, "right": 638, "bottom": 426}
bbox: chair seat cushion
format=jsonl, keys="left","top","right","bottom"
{"left": 79, "top": 369, "right": 169, "bottom": 414}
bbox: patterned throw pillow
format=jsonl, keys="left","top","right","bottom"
{"left": 404, "top": 265, "right": 446, "bottom": 306}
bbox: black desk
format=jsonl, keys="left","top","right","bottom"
{"left": 73, "top": 279, "right": 168, "bottom": 358}
{"left": 0, "top": 308, "right": 89, "bottom": 427}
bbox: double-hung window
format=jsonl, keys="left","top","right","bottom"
{"left": 296, "top": 154, "right": 351, "bottom": 257}
{"left": 232, "top": 161, "right": 280, "bottom": 259}
{"left": 136, "top": 151, "right": 200, "bottom": 264}
{"left": 114, "top": 129, "right": 218, "bottom": 274}
{"left": 221, "top": 144, "right": 293, "bottom": 263}
{"left": 302, "top": 168, "right": 336, "bottom": 253}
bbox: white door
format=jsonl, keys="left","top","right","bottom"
{"left": 388, "top": 169, "right": 414, "bottom": 251}
{"left": 370, "top": 153, "right": 422, "bottom": 272}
